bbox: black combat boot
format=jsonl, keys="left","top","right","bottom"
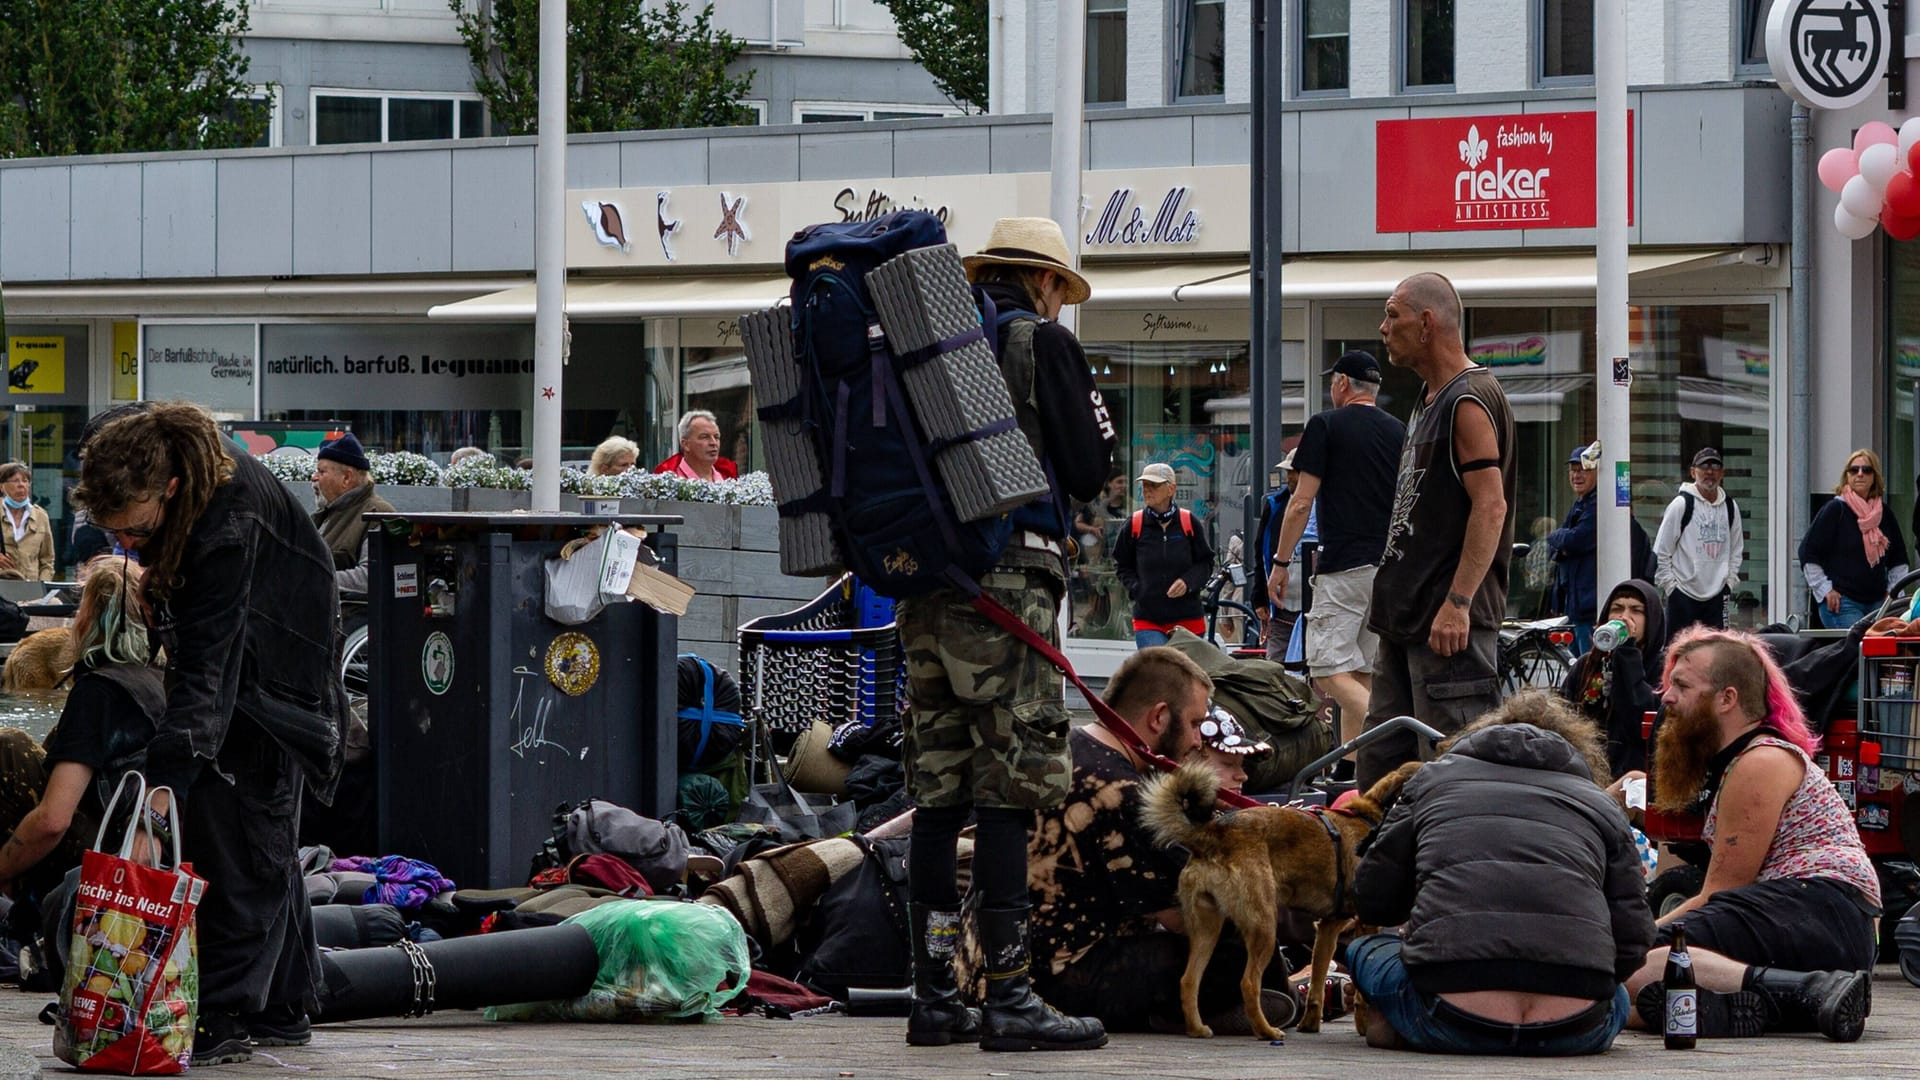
{"left": 1634, "top": 982, "right": 1768, "bottom": 1037}
{"left": 1743, "top": 967, "right": 1870, "bottom": 1042}
{"left": 975, "top": 905, "right": 1107, "bottom": 1052}
{"left": 907, "top": 904, "right": 980, "bottom": 1046}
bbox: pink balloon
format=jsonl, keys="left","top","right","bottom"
{"left": 1856, "top": 121, "right": 1900, "bottom": 155}
{"left": 1819, "top": 147, "right": 1860, "bottom": 193}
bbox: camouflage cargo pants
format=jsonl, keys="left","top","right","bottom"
{"left": 897, "top": 566, "right": 1069, "bottom": 811}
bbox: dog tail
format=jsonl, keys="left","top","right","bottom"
{"left": 1137, "top": 760, "right": 1222, "bottom": 852}
{"left": 1347, "top": 760, "right": 1423, "bottom": 825}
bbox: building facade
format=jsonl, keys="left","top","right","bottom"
{"left": 0, "top": 0, "right": 1889, "bottom": 670}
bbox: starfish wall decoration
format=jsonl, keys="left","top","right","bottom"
{"left": 714, "top": 192, "right": 750, "bottom": 257}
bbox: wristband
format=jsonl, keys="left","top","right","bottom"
{"left": 1274, "top": 561, "right": 1291, "bottom": 569}
{"left": 1446, "top": 591, "right": 1471, "bottom": 609}
{"left": 145, "top": 807, "right": 173, "bottom": 840}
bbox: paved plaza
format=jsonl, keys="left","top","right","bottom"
{"left": 0, "top": 967, "right": 1912, "bottom": 1078}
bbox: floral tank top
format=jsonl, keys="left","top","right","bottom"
{"left": 1704, "top": 735, "right": 1880, "bottom": 906}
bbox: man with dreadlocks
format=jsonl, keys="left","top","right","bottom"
{"left": 74, "top": 402, "right": 345, "bottom": 1066}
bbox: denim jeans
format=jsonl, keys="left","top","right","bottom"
{"left": 1569, "top": 621, "right": 1593, "bottom": 658}
{"left": 1345, "top": 934, "right": 1628, "bottom": 1056}
{"left": 1817, "top": 594, "right": 1873, "bottom": 630}
{"left": 1134, "top": 628, "right": 1172, "bottom": 648}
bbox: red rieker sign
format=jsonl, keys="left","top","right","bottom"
{"left": 1375, "top": 111, "right": 1633, "bottom": 233}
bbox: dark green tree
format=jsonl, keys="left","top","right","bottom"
{"left": 0, "top": 0, "right": 267, "bottom": 158}
{"left": 877, "top": 0, "right": 987, "bottom": 113}
{"left": 454, "top": 0, "right": 754, "bottom": 135}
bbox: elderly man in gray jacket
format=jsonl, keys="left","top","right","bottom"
{"left": 1346, "top": 692, "right": 1656, "bottom": 1055}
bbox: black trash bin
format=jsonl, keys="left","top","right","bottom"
{"left": 366, "top": 512, "right": 682, "bottom": 889}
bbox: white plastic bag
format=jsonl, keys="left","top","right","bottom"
{"left": 543, "top": 526, "right": 640, "bottom": 625}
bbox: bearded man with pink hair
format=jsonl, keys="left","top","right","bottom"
{"left": 1621, "top": 627, "right": 1878, "bottom": 1042}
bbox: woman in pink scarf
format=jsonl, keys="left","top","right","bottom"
{"left": 1797, "top": 449, "right": 1909, "bottom": 629}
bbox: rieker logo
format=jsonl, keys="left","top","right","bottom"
{"left": 1451, "top": 124, "right": 1552, "bottom": 224}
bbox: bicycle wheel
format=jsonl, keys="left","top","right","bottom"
{"left": 341, "top": 623, "right": 371, "bottom": 738}
{"left": 1500, "top": 640, "right": 1570, "bottom": 697}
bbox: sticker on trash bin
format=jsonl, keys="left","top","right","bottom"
{"left": 394, "top": 563, "right": 419, "bottom": 599}
{"left": 546, "top": 632, "right": 601, "bottom": 696}
{"left": 422, "top": 632, "right": 455, "bottom": 696}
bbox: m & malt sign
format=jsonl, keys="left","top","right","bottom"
{"left": 1375, "top": 111, "right": 1634, "bottom": 233}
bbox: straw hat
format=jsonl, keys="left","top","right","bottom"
{"left": 962, "top": 218, "right": 1093, "bottom": 305}
{"left": 784, "top": 720, "right": 852, "bottom": 797}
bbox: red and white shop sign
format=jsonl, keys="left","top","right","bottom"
{"left": 1375, "top": 111, "right": 1633, "bottom": 233}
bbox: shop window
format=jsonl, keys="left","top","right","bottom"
{"left": 1175, "top": 0, "right": 1227, "bottom": 101}
{"left": 1403, "top": 0, "right": 1454, "bottom": 90}
{"left": 1299, "top": 0, "right": 1350, "bottom": 94}
{"left": 681, "top": 351, "right": 759, "bottom": 475}
{"left": 1087, "top": 0, "right": 1128, "bottom": 105}
{"left": 1066, "top": 338, "right": 1251, "bottom": 642}
{"left": 313, "top": 91, "right": 485, "bottom": 145}
{"left": 1538, "top": 0, "right": 1594, "bottom": 82}
{"left": 1887, "top": 241, "right": 1920, "bottom": 565}
{"left": 267, "top": 410, "right": 523, "bottom": 462}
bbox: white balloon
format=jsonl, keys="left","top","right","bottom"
{"left": 1901, "top": 117, "right": 1920, "bottom": 166}
{"left": 1841, "top": 174, "right": 1883, "bottom": 217}
{"left": 1835, "top": 202, "right": 1879, "bottom": 240}
{"left": 1861, "top": 142, "right": 1901, "bottom": 190}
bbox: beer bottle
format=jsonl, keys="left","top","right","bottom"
{"left": 1664, "top": 922, "right": 1697, "bottom": 1050}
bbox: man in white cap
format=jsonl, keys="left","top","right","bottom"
{"left": 897, "top": 216, "right": 1115, "bottom": 1053}
{"left": 1113, "top": 462, "right": 1216, "bottom": 649}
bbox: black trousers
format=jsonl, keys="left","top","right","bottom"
{"left": 1666, "top": 588, "right": 1729, "bottom": 636}
{"left": 186, "top": 719, "right": 319, "bottom": 1016}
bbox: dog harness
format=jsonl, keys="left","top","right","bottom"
{"left": 1293, "top": 804, "right": 1356, "bottom": 917}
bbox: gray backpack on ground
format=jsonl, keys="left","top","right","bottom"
{"left": 563, "top": 798, "right": 690, "bottom": 895}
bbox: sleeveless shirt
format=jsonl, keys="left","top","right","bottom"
{"left": 1369, "top": 365, "right": 1517, "bottom": 644}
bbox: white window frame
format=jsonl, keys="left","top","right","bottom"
{"left": 1734, "top": 0, "right": 1771, "bottom": 74}
{"left": 238, "top": 84, "right": 284, "bottom": 148}
{"left": 309, "top": 88, "right": 486, "bottom": 145}
{"left": 740, "top": 99, "right": 769, "bottom": 125}
{"left": 1293, "top": 0, "right": 1351, "bottom": 98}
{"left": 1086, "top": 0, "right": 1129, "bottom": 107}
{"left": 790, "top": 101, "right": 961, "bottom": 124}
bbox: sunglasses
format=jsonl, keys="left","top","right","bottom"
{"left": 1848, "top": 465, "right": 1876, "bottom": 475}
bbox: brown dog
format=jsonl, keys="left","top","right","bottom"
{"left": 1139, "top": 759, "right": 1421, "bottom": 1040}
{"left": 2, "top": 627, "right": 71, "bottom": 691}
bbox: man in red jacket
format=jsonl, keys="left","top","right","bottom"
{"left": 653, "top": 410, "right": 738, "bottom": 481}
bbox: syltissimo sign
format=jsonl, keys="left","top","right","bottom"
{"left": 1374, "top": 112, "right": 1634, "bottom": 233}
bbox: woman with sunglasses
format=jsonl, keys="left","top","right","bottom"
{"left": 0, "top": 462, "right": 55, "bottom": 582}
{"left": 0, "top": 559, "right": 161, "bottom": 918}
{"left": 74, "top": 402, "right": 343, "bottom": 1066}
{"left": 1798, "top": 449, "right": 1909, "bottom": 629}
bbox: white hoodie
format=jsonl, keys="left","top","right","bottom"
{"left": 1653, "top": 482, "right": 1743, "bottom": 601}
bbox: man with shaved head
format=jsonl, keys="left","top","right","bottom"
{"left": 1355, "top": 272, "right": 1518, "bottom": 787}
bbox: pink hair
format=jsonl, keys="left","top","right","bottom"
{"left": 1659, "top": 625, "right": 1817, "bottom": 754}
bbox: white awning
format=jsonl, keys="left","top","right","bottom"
{"left": 425, "top": 246, "right": 1769, "bottom": 321}
{"left": 427, "top": 275, "right": 792, "bottom": 321}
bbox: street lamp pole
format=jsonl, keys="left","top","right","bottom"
{"left": 1049, "top": 0, "right": 1085, "bottom": 334}
{"left": 1594, "top": 0, "right": 1632, "bottom": 596}
{"left": 532, "top": 0, "right": 568, "bottom": 511}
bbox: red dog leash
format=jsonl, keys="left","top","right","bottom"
{"left": 970, "top": 594, "right": 1260, "bottom": 810}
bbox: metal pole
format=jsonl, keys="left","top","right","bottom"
{"left": 1593, "top": 0, "right": 1631, "bottom": 597}
{"left": 532, "top": 0, "right": 567, "bottom": 512}
{"left": 1790, "top": 102, "right": 1811, "bottom": 620}
{"left": 1248, "top": 0, "right": 1284, "bottom": 549}
{"left": 1049, "top": 0, "right": 1085, "bottom": 334}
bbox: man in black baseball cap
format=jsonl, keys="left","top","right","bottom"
{"left": 1268, "top": 348, "right": 1406, "bottom": 772}
{"left": 1323, "top": 350, "right": 1384, "bottom": 383}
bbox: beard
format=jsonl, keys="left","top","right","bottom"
{"left": 1652, "top": 699, "right": 1722, "bottom": 811}
{"left": 1153, "top": 716, "right": 1191, "bottom": 761}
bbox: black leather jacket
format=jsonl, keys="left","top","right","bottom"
{"left": 145, "top": 447, "right": 347, "bottom": 806}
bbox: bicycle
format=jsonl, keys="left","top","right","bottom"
{"left": 1200, "top": 563, "right": 1262, "bottom": 651}
{"left": 1496, "top": 615, "right": 1576, "bottom": 696}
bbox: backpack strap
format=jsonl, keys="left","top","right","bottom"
{"left": 1177, "top": 508, "right": 1194, "bottom": 537}
{"left": 1130, "top": 510, "right": 1144, "bottom": 539}
{"left": 676, "top": 654, "right": 744, "bottom": 767}
{"left": 1679, "top": 491, "right": 1695, "bottom": 531}
{"left": 967, "top": 593, "right": 1258, "bottom": 811}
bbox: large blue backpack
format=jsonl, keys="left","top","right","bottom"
{"left": 780, "top": 211, "right": 1029, "bottom": 599}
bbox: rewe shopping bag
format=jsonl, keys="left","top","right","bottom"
{"left": 55, "top": 773, "right": 206, "bottom": 1075}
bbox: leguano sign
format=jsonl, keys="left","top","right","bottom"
{"left": 1375, "top": 111, "right": 1633, "bottom": 233}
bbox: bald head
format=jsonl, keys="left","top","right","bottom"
{"left": 1396, "top": 273, "right": 1462, "bottom": 334}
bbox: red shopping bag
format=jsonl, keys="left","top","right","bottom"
{"left": 55, "top": 774, "right": 206, "bottom": 1075}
